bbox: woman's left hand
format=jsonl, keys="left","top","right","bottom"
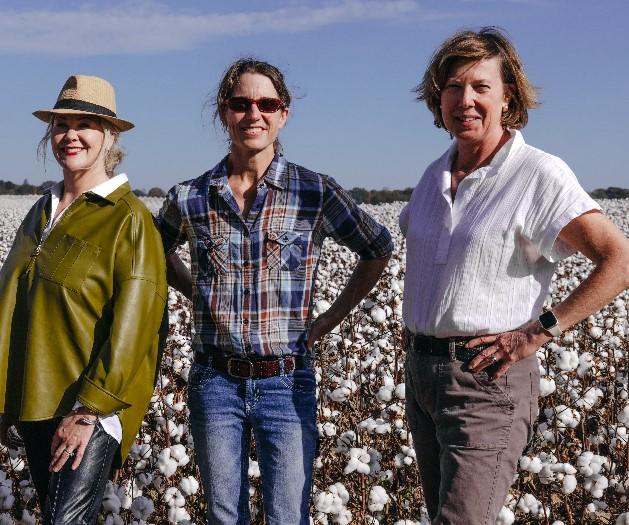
{"left": 466, "top": 320, "right": 548, "bottom": 379}
{"left": 49, "top": 408, "right": 98, "bottom": 472}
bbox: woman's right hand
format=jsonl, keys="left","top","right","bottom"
{"left": 49, "top": 408, "right": 98, "bottom": 472}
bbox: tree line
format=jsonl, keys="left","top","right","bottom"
{"left": 1, "top": 180, "right": 628, "bottom": 202}
{"left": 0, "top": 180, "right": 166, "bottom": 198}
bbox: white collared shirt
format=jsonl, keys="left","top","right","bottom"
{"left": 400, "top": 130, "right": 600, "bottom": 337}
{"left": 47, "top": 173, "right": 129, "bottom": 443}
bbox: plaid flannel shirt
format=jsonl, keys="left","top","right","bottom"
{"left": 156, "top": 154, "right": 393, "bottom": 357}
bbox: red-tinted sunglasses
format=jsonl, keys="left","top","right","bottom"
{"left": 226, "top": 97, "right": 283, "bottom": 113}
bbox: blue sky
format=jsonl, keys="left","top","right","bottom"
{"left": 1, "top": 0, "right": 627, "bottom": 192}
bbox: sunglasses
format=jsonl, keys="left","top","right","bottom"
{"left": 226, "top": 97, "right": 283, "bottom": 113}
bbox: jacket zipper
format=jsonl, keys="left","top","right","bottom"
{"left": 24, "top": 195, "right": 84, "bottom": 275}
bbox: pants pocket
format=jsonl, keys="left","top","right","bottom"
{"left": 437, "top": 362, "right": 515, "bottom": 450}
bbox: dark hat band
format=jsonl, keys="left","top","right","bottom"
{"left": 53, "top": 98, "right": 117, "bottom": 118}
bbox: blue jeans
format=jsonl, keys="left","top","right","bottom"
{"left": 20, "top": 418, "right": 118, "bottom": 525}
{"left": 188, "top": 356, "right": 318, "bottom": 525}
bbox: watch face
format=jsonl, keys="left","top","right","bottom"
{"left": 539, "top": 310, "right": 558, "bottom": 329}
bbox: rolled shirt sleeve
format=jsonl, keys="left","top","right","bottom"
{"left": 321, "top": 176, "right": 394, "bottom": 259}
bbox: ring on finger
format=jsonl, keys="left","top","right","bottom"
{"left": 62, "top": 449, "right": 71, "bottom": 456}
{"left": 492, "top": 355, "right": 498, "bottom": 363}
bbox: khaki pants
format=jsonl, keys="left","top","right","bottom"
{"left": 405, "top": 348, "right": 539, "bottom": 524}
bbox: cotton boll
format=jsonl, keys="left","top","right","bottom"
{"left": 328, "top": 387, "right": 352, "bottom": 403}
{"left": 577, "top": 352, "right": 595, "bottom": 377}
{"left": 576, "top": 387, "right": 604, "bottom": 408}
{"left": 315, "top": 300, "right": 331, "bottom": 317}
{"left": 520, "top": 456, "right": 543, "bottom": 474}
{"left": 156, "top": 449, "right": 178, "bottom": 478}
{"left": 394, "top": 383, "right": 405, "bottom": 400}
{"left": 562, "top": 474, "right": 577, "bottom": 494}
{"left": 590, "top": 326, "right": 603, "bottom": 339}
{"left": 0, "top": 487, "right": 14, "bottom": 511}
{"left": 554, "top": 348, "right": 579, "bottom": 372}
{"left": 178, "top": 476, "right": 199, "bottom": 496}
{"left": 130, "top": 496, "right": 154, "bottom": 520}
{"left": 495, "top": 506, "right": 515, "bottom": 525}
{"left": 539, "top": 377, "right": 556, "bottom": 397}
{"left": 314, "top": 490, "right": 343, "bottom": 514}
{"left": 376, "top": 386, "right": 393, "bottom": 403}
{"left": 368, "top": 486, "right": 390, "bottom": 512}
{"left": 167, "top": 443, "right": 190, "bottom": 468}
{"left": 167, "top": 507, "right": 191, "bottom": 524}
{"left": 334, "top": 508, "right": 353, "bottom": 525}
{"left": 101, "top": 482, "right": 122, "bottom": 514}
{"left": 344, "top": 448, "right": 372, "bottom": 475}
{"left": 248, "top": 460, "right": 261, "bottom": 478}
{"left": 584, "top": 474, "right": 609, "bottom": 498}
{"left": 370, "top": 307, "right": 387, "bottom": 324}
{"left": 164, "top": 487, "right": 186, "bottom": 508}
{"left": 103, "top": 515, "right": 124, "bottom": 525}
{"left": 320, "top": 422, "right": 337, "bottom": 436}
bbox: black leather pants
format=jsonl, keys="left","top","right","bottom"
{"left": 20, "top": 418, "right": 118, "bottom": 525}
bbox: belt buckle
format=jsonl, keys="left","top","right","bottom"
{"left": 227, "top": 357, "right": 253, "bottom": 379}
{"left": 448, "top": 339, "right": 456, "bottom": 361}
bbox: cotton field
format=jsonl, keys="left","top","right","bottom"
{"left": 1, "top": 194, "right": 628, "bottom": 524}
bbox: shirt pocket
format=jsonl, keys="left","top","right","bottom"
{"left": 196, "top": 234, "right": 228, "bottom": 277}
{"left": 265, "top": 231, "right": 304, "bottom": 271}
{"left": 37, "top": 233, "right": 101, "bottom": 293}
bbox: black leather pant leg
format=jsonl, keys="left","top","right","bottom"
{"left": 20, "top": 419, "right": 58, "bottom": 508}
{"left": 21, "top": 419, "right": 118, "bottom": 525}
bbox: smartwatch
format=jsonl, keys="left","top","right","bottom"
{"left": 538, "top": 310, "right": 561, "bottom": 337}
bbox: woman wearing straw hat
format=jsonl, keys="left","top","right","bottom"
{"left": 0, "top": 75, "right": 167, "bottom": 524}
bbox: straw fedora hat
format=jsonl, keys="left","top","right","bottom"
{"left": 33, "top": 75, "right": 134, "bottom": 131}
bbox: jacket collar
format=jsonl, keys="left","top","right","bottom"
{"left": 43, "top": 174, "right": 131, "bottom": 204}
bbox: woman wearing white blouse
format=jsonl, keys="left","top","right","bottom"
{"left": 401, "top": 27, "right": 629, "bottom": 524}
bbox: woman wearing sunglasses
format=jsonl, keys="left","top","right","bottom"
{"left": 0, "top": 75, "right": 167, "bottom": 524}
{"left": 157, "top": 58, "right": 393, "bottom": 524}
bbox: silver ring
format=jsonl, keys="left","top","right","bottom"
{"left": 492, "top": 355, "right": 498, "bottom": 363}
{"left": 62, "top": 449, "right": 71, "bottom": 456}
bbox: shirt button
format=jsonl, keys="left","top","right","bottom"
{"left": 243, "top": 288, "right": 250, "bottom": 295}
{"left": 243, "top": 259, "right": 250, "bottom": 267}
{"left": 243, "top": 318, "right": 249, "bottom": 325}
{"left": 244, "top": 343, "right": 252, "bottom": 352}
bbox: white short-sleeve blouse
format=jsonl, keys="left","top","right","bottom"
{"left": 400, "top": 130, "right": 600, "bottom": 337}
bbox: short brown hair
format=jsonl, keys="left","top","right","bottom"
{"left": 415, "top": 27, "right": 538, "bottom": 131}
{"left": 213, "top": 58, "right": 291, "bottom": 153}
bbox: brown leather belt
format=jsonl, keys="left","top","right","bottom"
{"left": 194, "top": 351, "right": 309, "bottom": 379}
{"left": 409, "top": 333, "right": 490, "bottom": 362}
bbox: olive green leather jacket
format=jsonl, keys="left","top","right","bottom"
{"left": 0, "top": 183, "right": 167, "bottom": 466}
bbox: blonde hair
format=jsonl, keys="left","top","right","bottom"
{"left": 37, "top": 117, "right": 125, "bottom": 175}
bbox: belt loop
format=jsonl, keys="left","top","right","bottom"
{"left": 448, "top": 339, "right": 456, "bottom": 361}
{"left": 278, "top": 356, "right": 285, "bottom": 375}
